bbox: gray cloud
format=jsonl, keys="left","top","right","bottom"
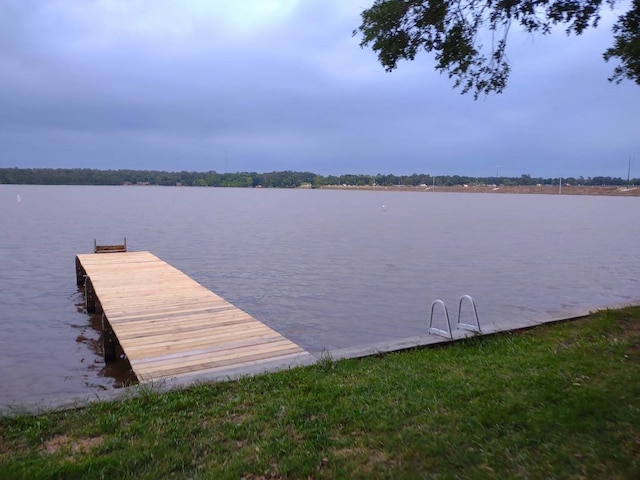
{"left": 0, "top": 1, "right": 638, "bottom": 177}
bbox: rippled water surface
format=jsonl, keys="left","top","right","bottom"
{"left": 1, "top": 185, "right": 639, "bottom": 405}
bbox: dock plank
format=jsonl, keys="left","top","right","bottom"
{"left": 76, "top": 251, "right": 307, "bottom": 382}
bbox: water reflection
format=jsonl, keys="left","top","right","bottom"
{"left": 73, "top": 295, "right": 138, "bottom": 389}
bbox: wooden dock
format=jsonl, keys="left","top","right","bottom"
{"left": 75, "top": 251, "right": 307, "bottom": 382}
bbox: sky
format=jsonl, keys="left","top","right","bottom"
{"left": 1, "top": 0, "right": 638, "bottom": 179}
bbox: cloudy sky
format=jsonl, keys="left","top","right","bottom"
{"left": 1, "top": 0, "right": 638, "bottom": 178}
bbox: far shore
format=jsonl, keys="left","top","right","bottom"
{"left": 320, "top": 184, "right": 640, "bottom": 196}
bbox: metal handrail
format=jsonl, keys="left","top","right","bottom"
{"left": 428, "top": 299, "right": 453, "bottom": 339}
{"left": 456, "top": 295, "right": 481, "bottom": 333}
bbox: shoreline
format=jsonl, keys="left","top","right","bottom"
{"left": 320, "top": 184, "right": 640, "bottom": 196}
{"left": 0, "top": 306, "right": 618, "bottom": 417}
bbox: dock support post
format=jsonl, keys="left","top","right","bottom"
{"left": 75, "top": 257, "right": 86, "bottom": 288}
{"left": 102, "top": 314, "right": 117, "bottom": 363}
{"left": 85, "top": 277, "right": 95, "bottom": 313}
{"left": 84, "top": 277, "right": 102, "bottom": 314}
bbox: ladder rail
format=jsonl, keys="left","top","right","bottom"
{"left": 457, "top": 294, "right": 482, "bottom": 333}
{"left": 428, "top": 299, "right": 453, "bottom": 339}
{"left": 428, "top": 295, "right": 482, "bottom": 338}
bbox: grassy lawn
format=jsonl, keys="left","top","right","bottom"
{"left": 1, "top": 307, "right": 639, "bottom": 479}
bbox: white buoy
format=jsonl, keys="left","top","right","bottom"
{"left": 17, "top": 195, "right": 21, "bottom": 203}
{"left": 381, "top": 204, "right": 387, "bottom": 211}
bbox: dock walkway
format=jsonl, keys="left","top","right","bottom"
{"left": 75, "top": 251, "right": 307, "bottom": 382}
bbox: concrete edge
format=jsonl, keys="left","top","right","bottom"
{"left": 144, "top": 352, "right": 319, "bottom": 391}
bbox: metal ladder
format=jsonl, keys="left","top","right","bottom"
{"left": 428, "top": 295, "right": 481, "bottom": 339}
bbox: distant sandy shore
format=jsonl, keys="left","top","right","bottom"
{"left": 321, "top": 184, "right": 640, "bottom": 197}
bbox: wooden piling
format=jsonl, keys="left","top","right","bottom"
{"left": 75, "top": 257, "right": 86, "bottom": 288}
{"left": 83, "top": 276, "right": 101, "bottom": 314}
{"left": 102, "top": 314, "right": 118, "bottom": 362}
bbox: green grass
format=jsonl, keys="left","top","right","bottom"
{"left": 2, "top": 307, "right": 640, "bottom": 479}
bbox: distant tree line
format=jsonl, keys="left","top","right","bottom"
{"left": 0, "top": 168, "right": 637, "bottom": 188}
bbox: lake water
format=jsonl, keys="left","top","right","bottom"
{"left": 1, "top": 185, "right": 639, "bottom": 406}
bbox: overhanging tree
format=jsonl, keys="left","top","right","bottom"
{"left": 355, "top": 0, "right": 640, "bottom": 97}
